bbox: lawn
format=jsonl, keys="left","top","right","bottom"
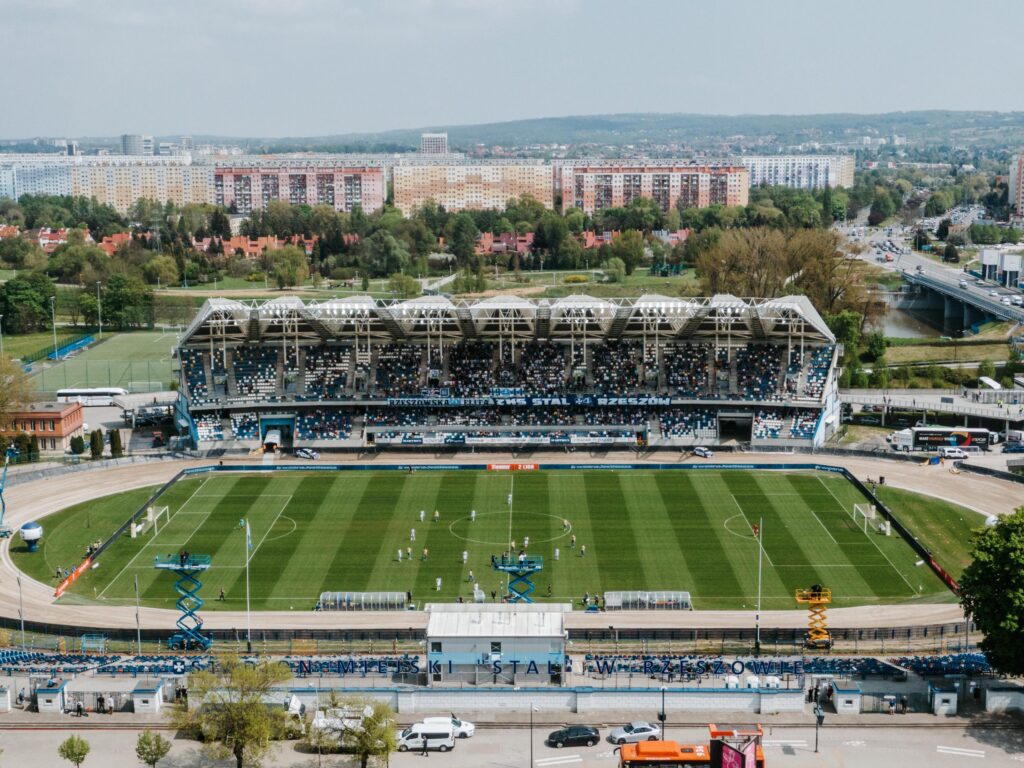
{"left": 30, "top": 331, "right": 177, "bottom": 393}
{"left": 884, "top": 342, "right": 1009, "bottom": 365}
{"left": 13, "top": 468, "right": 960, "bottom": 613}
{"left": 873, "top": 485, "right": 986, "bottom": 578}
{"left": 1, "top": 330, "right": 80, "bottom": 361}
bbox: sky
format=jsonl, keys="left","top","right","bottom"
{"left": 2, "top": 0, "right": 1024, "bottom": 138}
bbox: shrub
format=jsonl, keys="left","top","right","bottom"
{"left": 563, "top": 274, "right": 588, "bottom": 284}
{"left": 245, "top": 271, "right": 267, "bottom": 283}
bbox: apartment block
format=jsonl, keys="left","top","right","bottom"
{"left": 70, "top": 162, "right": 214, "bottom": 213}
{"left": 213, "top": 165, "right": 385, "bottom": 214}
{"left": 1009, "top": 154, "right": 1024, "bottom": 215}
{"left": 420, "top": 133, "right": 449, "bottom": 154}
{"left": 393, "top": 163, "right": 554, "bottom": 215}
{"left": 559, "top": 163, "right": 748, "bottom": 215}
{"left": 736, "top": 155, "right": 854, "bottom": 190}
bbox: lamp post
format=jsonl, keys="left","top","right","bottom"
{"left": 96, "top": 281, "right": 102, "bottom": 339}
{"left": 17, "top": 575, "right": 24, "bottom": 651}
{"left": 529, "top": 702, "right": 538, "bottom": 768}
{"left": 659, "top": 685, "right": 667, "bottom": 739}
{"left": 814, "top": 704, "right": 824, "bottom": 753}
{"left": 49, "top": 296, "right": 58, "bottom": 360}
{"left": 0, "top": 313, "right": 5, "bottom": 361}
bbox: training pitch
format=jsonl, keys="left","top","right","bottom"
{"left": 42, "top": 469, "right": 956, "bottom": 611}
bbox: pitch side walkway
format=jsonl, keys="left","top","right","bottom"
{"left": 0, "top": 451, "right": 1018, "bottom": 634}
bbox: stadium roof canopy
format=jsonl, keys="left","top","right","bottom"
{"left": 178, "top": 294, "right": 835, "bottom": 347}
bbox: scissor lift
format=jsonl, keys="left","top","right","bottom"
{"left": 492, "top": 553, "right": 544, "bottom": 603}
{"left": 154, "top": 554, "right": 213, "bottom": 650}
{"left": 795, "top": 585, "right": 833, "bottom": 650}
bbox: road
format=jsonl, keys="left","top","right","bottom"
{"left": 837, "top": 223, "right": 1024, "bottom": 323}
{"left": 1, "top": 723, "right": 1023, "bottom": 767}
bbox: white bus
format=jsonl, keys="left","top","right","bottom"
{"left": 56, "top": 387, "right": 129, "bottom": 406}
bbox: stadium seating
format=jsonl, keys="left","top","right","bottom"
{"left": 231, "top": 411, "right": 259, "bottom": 440}
{"left": 790, "top": 410, "right": 819, "bottom": 439}
{"left": 447, "top": 341, "right": 496, "bottom": 396}
{"left": 296, "top": 409, "right": 352, "bottom": 440}
{"left": 665, "top": 343, "right": 710, "bottom": 397}
{"left": 753, "top": 409, "right": 785, "bottom": 439}
{"left": 375, "top": 344, "right": 423, "bottom": 396}
{"left": 180, "top": 348, "right": 209, "bottom": 403}
{"left": 194, "top": 414, "right": 224, "bottom": 441}
{"left": 591, "top": 341, "right": 641, "bottom": 395}
{"left": 889, "top": 653, "right": 990, "bottom": 676}
{"left": 233, "top": 346, "right": 278, "bottom": 399}
{"left": 804, "top": 345, "right": 834, "bottom": 399}
{"left": 304, "top": 345, "right": 351, "bottom": 399}
{"left": 735, "top": 344, "right": 783, "bottom": 401}
{"left": 521, "top": 341, "right": 567, "bottom": 394}
{"left": 660, "top": 408, "right": 717, "bottom": 438}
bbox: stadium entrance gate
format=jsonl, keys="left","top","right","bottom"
{"left": 260, "top": 416, "right": 295, "bottom": 451}
{"left": 718, "top": 411, "right": 754, "bottom": 442}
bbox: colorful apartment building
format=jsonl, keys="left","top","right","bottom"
{"left": 393, "top": 163, "right": 554, "bottom": 216}
{"left": 0, "top": 401, "right": 85, "bottom": 454}
{"left": 213, "top": 165, "right": 385, "bottom": 215}
{"left": 559, "top": 164, "right": 748, "bottom": 215}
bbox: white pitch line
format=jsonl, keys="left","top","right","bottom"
{"left": 817, "top": 476, "right": 918, "bottom": 594}
{"left": 246, "top": 495, "right": 293, "bottom": 563}
{"left": 729, "top": 495, "right": 774, "bottom": 567}
{"left": 96, "top": 476, "right": 210, "bottom": 599}
{"left": 807, "top": 507, "right": 839, "bottom": 545}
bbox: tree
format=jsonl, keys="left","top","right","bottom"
{"left": 607, "top": 230, "right": 645, "bottom": 276}
{"left": 864, "top": 331, "right": 887, "bottom": 362}
{"left": 89, "top": 429, "right": 104, "bottom": 459}
{"left": 388, "top": 272, "right": 422, "bottom": 299}
{"left": 604, "top": 257, "right": 626, "bottom": 283}
{"left": 172, "top": 655, "right": 291, "bottom": 768}
{"left": 960, "top": 508, "right": 1024, "bottom": 675}
{"left": 69, "top": 435, "right": 85, "bottom": 455}
{"left": 103, "top": 274, "right": 153, "bottom": 329}
{"left": 936, "top": 218, "right": 951, "bottom": 240}
{"left": 109, "top": 429, "right": 124, "bottom": 458}
{"left": 340, "top": 699, "right": 397, "bottom": 768}
{"left": 135, "top": 730, "right": 171, "bottom": 767}
{"left": 0, "top": 271, "right": 56, "bottom": 334}
{"left": 445, "top": 213, "right": 478, "bottom": 267}
{"left": 142, "top": 255, "right": 180, "bottom": 286}
{"left": 361, "top": 231, "right": 410, "bottom": 277}
{"left": 943, "top": 242, "right": 960, "bottom": 263}
{"left": 978, "top": 359, "right": 996, "bottom": 380}
{"left": 0, "top": 359, "right": 32, "bottom": 430}
{"left": 58, "top": 735, "right": 90, "bottom": 767}
{"left": 28, "top": 434, "right": 39, "bottom": 461}
{"left": 264, "top": 245, "right": 309, "bottom": 289}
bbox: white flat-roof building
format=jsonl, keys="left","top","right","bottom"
{"left": 735, "top": 155, "right": 854, "bottom": 190}
{"left": 425, "top": 603, "right": 569, "bottom": 685}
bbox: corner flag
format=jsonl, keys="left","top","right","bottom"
{"left": 245, "top": 520, "right": 253, "bottom": 551}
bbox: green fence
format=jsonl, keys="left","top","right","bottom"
{"left": 32, "top": 360, "right": 175, "bottom": 392}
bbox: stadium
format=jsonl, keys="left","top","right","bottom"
{"left": 0, "top": 292, "right": 1019, "bottom": 719}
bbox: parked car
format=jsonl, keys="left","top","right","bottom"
{"left": 396, "top": 723, "right": 455, "bottom": 752}
{"left": 295, "top": 448, "right": 320, "bottom": 460}
{"left": 693, "top": 446, "right": 714, "bottom": 458}
{"left": 422, "top": 715, "right": 474, "bottom": 739}
{"left": 546, "top": 725, "right": 600, "bottom": 748}
{"left": 608, "top": 721, "right": 662, "bottom": 745}
{"left": 1002, "top": 443, "right": 1024, "bottom": 454}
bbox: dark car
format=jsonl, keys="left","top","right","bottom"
{"left": 546, "top": 725, "right": 600, "bottom": 749}
{"left": 1002, "top": 442, "right": 1024, "bottom": 454}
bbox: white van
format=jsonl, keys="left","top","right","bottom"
{"left": 422, "top": 715, "right": 475, "bottom": 738}
{"left": 397, "top": 722, "right": 456, "bottom": 752}
{"left": 938, "top": 447, "right": 968, "bottom": 460}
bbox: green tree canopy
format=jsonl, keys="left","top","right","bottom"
{"left": 135, "top": 730, "right": 171, "bottom": 767}
{"left": 58, "top": 735, "right": 90, "bottom": 768}
{"left": 960, "top": 508, "right": 1024, "bottom": 675}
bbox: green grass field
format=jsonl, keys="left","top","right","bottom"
{"left": 30, "top": 331, "right": 178, "bottom": 393}
{"left": 14, "top": 469, "right": 965, "bottom": 612}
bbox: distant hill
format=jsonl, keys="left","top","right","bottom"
{"left": 6, "top": 111, "right": 1024, "bottom": 154}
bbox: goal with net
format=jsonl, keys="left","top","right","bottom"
{"left": 132, "top": 505, "right": 170, "bottom": 538}
{"left": 851, "top": 503, "right": 878, "bottom": 535}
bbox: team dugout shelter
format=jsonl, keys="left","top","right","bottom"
{"left": 173, "top": 293, "right": 841, "bottom": 451}
{"left": 425, "top": 603, "right": 569, "bottom": 686}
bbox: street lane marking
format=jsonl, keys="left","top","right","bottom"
{"left": 764, "top": 740, "right": 807, "bottom": 747}
{"left": 937, "top": 746, "right": 984, "bottom": 758}
{"left": 536, "top": 756, "right": 583, "bottom": 767}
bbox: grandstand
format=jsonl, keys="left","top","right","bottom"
{"left": 174, "top": 294, "right": 840, "bottom": 450}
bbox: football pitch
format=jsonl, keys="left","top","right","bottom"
{"left": 48, "top": 469, "right": 958, "bottom": 612}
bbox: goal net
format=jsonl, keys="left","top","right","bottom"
{"left": 132, "top": 505, "right": 170, "bottom": 538}
{"left": 851, "top": 503, "right": 876, "bottom": 535}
